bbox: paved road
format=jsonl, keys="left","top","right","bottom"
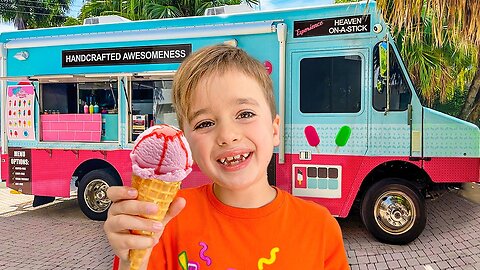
{"left": 0, "top": 197, "right": 113, "bottom": 270}
{"left": 341, "top": 190, "right": 480, "bottom": 270}
{"left": 0, "top": 185, "right": 479, "bottom": 270}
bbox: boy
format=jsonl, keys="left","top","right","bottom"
{"left": 104, "top": 44, "right": 349, "bottom": 270}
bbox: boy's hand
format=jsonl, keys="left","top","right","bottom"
{"left": 103, "top": 186, "right": 186, "bottom": 269}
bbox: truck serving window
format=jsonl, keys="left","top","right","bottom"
{"left": 130, "top": 79, "right": 176, "bottom": 141}
{"left": 78, "top": 82, "right": 119, "bottom": 113}
{"left": 131, "top": 79, "right": 175, "bottom": 125}
{"left": 300, "top": 55, "right": 361, "bottom": 113}
{"left": 373, "top": 42, "right": 412, "bottom": 111}
{"left": 41, "top": 83, "right": 78, "bottom": 114}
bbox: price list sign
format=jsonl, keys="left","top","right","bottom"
{"left": 8, "top": 148, "right": 32, "bottom": 194}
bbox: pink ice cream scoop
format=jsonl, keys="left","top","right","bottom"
{"left": 130, "top": 124, "right": 193, "bottom": 182}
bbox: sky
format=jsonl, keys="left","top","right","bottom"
{"left": 0, "top": 0, "right": 333, "bottom": 33}
{"left": 261, "top": 0, "right": 333, "bottom": 10}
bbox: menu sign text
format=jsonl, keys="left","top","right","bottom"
{"left": 8, "top": 148, "right": 32, "bottom": 194}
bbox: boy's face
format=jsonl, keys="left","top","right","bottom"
{"left": 183, "top": 69, "right": 280, "bottom": 192}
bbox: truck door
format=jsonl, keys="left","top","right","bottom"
{"left": 289, "top": 49, "right": 368, "bottom": 209}
{"left": 370, "top": 41, "right": 422, "bottom": 159}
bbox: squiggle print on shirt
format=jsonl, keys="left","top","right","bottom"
{"left": 257, "top": 247, "right": 280, "bottom": 270}
{"left": 178, "top": 251, "right": 188, "bottom": 270}
{"left": 199, "top": 241, "right": 212, "bottom": 266}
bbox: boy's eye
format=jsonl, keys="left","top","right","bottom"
{"left": 194, "top": 120, "right": 214, "bottom": 130}
{"left": 237, "top": 111, "right": 255, "bottom": 119}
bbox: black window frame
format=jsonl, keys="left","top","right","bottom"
{"left": 299, "top": 54, "right": 362, "bottom": 114}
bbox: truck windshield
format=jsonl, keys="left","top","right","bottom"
{"left": 372, "top": 42, "right": 412, "bottom": 111}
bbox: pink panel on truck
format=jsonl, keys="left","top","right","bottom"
{"left": 41, "top": 114, "right": 101, "bottom": 142}
{"left": 181, "top": 164, "right": 211, "bottom": 189}
{"left": 25, "top": 148, "right": 206, "bottom": 198}
{"left": 423, "top": 157, "right": 480, "bottom": 183}
{"left": 29, "top": 148, "right": 131, "bottom": 197}
{"left": 276, "top": 154, "right": 365, "bottom": 217}
{"left": 1, "top": 152, "right": 8, "bottom": 181}
{"left": 276, "top": 154, "right": 423, "bottom": 217}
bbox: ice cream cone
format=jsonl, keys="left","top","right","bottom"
{"left": 129, "top": 248, "right": 148, "bottom": 270}
{"left": 128, "top": 174, "right": 181, "bottom": 270}
{"left": 128, "top": 124, "right": 193, "bottom": 270}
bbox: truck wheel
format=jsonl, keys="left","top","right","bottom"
{"left": 361, "top": 178, "right": 426, "bottom": 245}
{"left": 78, "top": 169, "right": 121, "bottom": 221}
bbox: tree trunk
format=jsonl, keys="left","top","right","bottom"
{"left": 14, "top": 14, "right": 26, "bottom": 30}
{"left": 466, "top": 91, "right": 480, "bottom": 124}
{"left": 459, "top": 51, "right": 480, "bottom": 120}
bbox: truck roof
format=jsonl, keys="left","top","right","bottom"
{"left": 0, "top": 1, "right": 375, "bottom": 44}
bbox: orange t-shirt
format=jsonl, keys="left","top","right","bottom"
{"left": 148, "top": 184, "right": 349, "bottom": 270}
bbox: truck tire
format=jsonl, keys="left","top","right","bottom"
{"left": 361, "top": 178, "right": 426, "bottom": 245}
{"left": 78, "top": 169, "right": 121, "bottom": 221}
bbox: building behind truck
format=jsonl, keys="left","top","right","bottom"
{"left": 0, "top": 2, "right": 478, "bottom": 245}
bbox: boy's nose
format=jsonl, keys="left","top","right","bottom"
{"left": 216, "top": 123, "right": 240, "bottom": 146}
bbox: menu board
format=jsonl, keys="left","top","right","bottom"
{"left": 8, "top": 148, "right": 32, "bottom": 194}
{"left": 6, "top": 84, "right": 35, "bottom": 140}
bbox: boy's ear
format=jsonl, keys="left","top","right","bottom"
{"left": 272, "top": 115, "right": 280, "bottom": 147}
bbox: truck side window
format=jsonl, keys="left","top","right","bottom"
{"left": 131, "top": 79, "right": 176, "bottom": 125}
{"left": 78, "top": 82, "right": 119, "bottom": 113}
{"left": 300, "top": 55, "right": 361, "bottom": 113}
{"left": 373, "top": 42, "right": 412, "bottom": 111}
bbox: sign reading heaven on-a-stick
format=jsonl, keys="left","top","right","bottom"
{"left": 7, "top": 85, "right": 35, "bottom": 141}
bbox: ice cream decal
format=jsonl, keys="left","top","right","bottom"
{"left": 335, "top": 125, "right": 352, "bottom": 153}
{"left": 296, "top": 169, "right": 304, "bottom": 186}
{"left": 129, "top": 124, "right": 193, "bottom": 270}
{"left": 304, "top": 125, "right": 320, "bottom": 153}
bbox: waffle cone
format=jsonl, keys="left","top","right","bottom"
{"left": 128, "top": 174, "right": 181, "bottom": 270}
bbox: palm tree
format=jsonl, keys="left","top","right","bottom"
{"left": 395, "top": 14, "right": 477, "bottom": 107}
{"left": 0, "top": 0, "right": 73, "bottom": 29}
{"left": 144, "top": 0, "right": 256, "bottom": 19}
{"left": 373, "top": 0, "right": 480, "bottom": 124}
{"left": 79, "top": 0, "right": 259, "bottom": 20}
{"left": 78, "top": 0, "right": 151, "bottom": 21}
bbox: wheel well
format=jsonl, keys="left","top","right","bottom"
{"left": 356, "top": 160, "right": 432, "bottom": 203}
{"left": 73, "top": 159, "right": 122, "bottom": 187}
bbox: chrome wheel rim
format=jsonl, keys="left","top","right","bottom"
{"left": 374, "top": 191, "right": 415, "bottom": 235}
{"left": 84, "top": 179, "right": 111, "bottom": 213}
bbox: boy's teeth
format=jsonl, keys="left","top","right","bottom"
{"left": 219, "top": 153, "right": 250, "bottom": 165}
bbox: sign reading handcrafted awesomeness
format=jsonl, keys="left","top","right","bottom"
{"left": 294, "top": 15, "right": 370, "bottom": 38}
{"left": 62, "top": 44, "right": 192, "bottom": 67}
{"left": 8, "top": 148, "right": 32, "bottom": 194}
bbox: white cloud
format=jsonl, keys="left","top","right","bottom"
{"left": 259, "top": 0, "right": 334, "bottom": 10}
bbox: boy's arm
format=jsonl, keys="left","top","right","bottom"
{"left": 324, "top": 215, "right": 350, "bottom": 270}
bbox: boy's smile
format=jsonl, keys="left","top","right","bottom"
{"left": 183, "top": 69, "right": 280, "bottom": 207}
{"left": 217, "top": 152, "right": 251, "bottom": 167}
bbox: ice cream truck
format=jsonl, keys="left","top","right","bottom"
{"left": 0, "top": 1, "right": 478, "bottom": 245}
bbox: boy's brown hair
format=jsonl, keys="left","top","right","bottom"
{"left": 172, "top": 44, "right": 276, "bottom": 130}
